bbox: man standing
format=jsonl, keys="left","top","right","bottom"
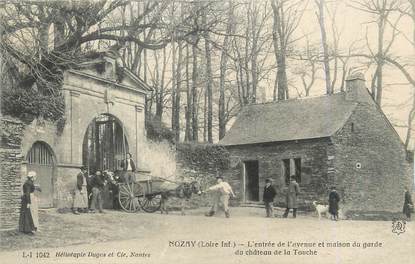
{"left": 205, "top": 176, "right": 235, "bottom": 218}
{"left": 72, "top": 167, "right": 88, "bottom": 214}
{"left": 85, "top": 171, "right": 94, "bottom": 211}
{"left": 90, "top": 171, "right": 106, "bottom": 213}
{"left": 328, "top": 186, "right": 341, "bottom": 221}
{"left": 263, "top": 178, "right": 277, "bottom": 217}
{"left": 283, "top": 177, "right": 300, "bottom": 218}
{"left": 403, "top": 187, "right": 413, "bottom": 220}
{"left": 121, "top": 153, "right": 136, "bottom": 184}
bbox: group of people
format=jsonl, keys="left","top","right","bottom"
{"left": 72, "top": 153, "right": 136, "bottom": 214}
{"left": 263, "top": 177, "right": 413, "bottom": 221}
{"left": 263, "top": 177, "right": 371, "bottom": 221}
{"left": 72, "top": 167, "right": 106, "bottom": 214}
{"left": 263, "top": 177, "right": 307, "bottom": 219}
{"left": 263, "top": 177, "right": 310, "bottom": 219}
{"left": 72, "top": 153, "right": 137, "bottom": 214}
{"left": 202, "top": 176, "right": 341, "bottom": 220}
{"left": 18, "top": 168, "right": 414, "bottom": 235}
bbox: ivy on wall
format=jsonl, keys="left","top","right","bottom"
{"left": 145, "top": 115, "right": 175, "bottom": 144}
{"left": 1, "top": 86, "right": 65, "bottom": 131}
{"left": 176, "top": 143, "right": 230, "bottom": 171}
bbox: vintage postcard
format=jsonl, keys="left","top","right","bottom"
{"left": 0, "top": 0, "right": 414, "bottom": 263}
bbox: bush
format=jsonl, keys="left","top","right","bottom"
{"left": 146, "top": 115, "right": 175, "bottom": 143}
{"left": 1, "top": 87, "right": 65, "bottom": 125}
{"left": 176, "top": 142, "right": 230, "bottom": 171}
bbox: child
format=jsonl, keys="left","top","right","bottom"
{"left": 263, "top": 178, "right": 277, "bottom": 217}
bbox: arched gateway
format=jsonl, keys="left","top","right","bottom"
{"left": 82, "top": 114, "right": 129, "bottom": 173}
{"left": 19, "top": 51, "right": 151, "bottom": 209}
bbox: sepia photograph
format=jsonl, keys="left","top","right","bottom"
{"left": 0, "top": 0, "right": 414, "bottom": 263}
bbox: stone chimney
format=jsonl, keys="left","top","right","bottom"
{"left": 345, "top": 72, "right": 367, "bottom": 102}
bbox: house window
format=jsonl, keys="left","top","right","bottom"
{"left": 282, "top": 158, "right": 302, "bottom": 185}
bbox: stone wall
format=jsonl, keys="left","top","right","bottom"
{"left": 224, "top": 139, "right": 331, "bottom": 209}
{"left": 332, "top": 101, "right": 414, "bottom": 215}
{"left": 175, "top": 143, "right": 230, "bottom": 208}
{"left": 0, "top": 116, "right": 25, "bottom": 230}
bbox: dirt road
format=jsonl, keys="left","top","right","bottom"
{"left": 0, "top": 208, "right": 413, "bottom": 264}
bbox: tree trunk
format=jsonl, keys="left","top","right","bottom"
{"left": 153, "top": 50, "right": 161, "bottom": 119}
{"left": 233, "top": 39, "right": 247, "bottom": 105}
{"left": 219, "top": 2, "right": 234, "bottom": 140}
{"left": 191, "top": 39, "right": 199, "bottom": 141}
{"left": 250, "top": 3, "right": 258, "bottom": 103}
{"left": 170, "top": 3, "right": 177, "bottom": 133}
{"left": 185, "top": 44, "right": 192, "bottom": 141}
{"left": 203, "top": 11, "right": 213, "bottom": 143}
{"left": 244, "top": 13, "right": 251, "bottom": 102}
{"left": 203, "top": 84, "right": 207, "bottom": 142}
{"left": 175, "top": 41, "right": 182, "bottom": 142}
{"left": 271, "top": 0, "right": 288, "bottom": 101}
{"left": 404, "top": 0, "right": 415, "bottom": 150}
{"left": 316, "top": 0, "right": 332, "bottom": 95}
{"left": 53, "top": 20, "right": 65, "bottom": 50}
{"left": 155, "top": 47, "right": 167, "bottom": 121}
{"left": 375, "top": 13, "right": 385, "bottom": 105}
{"left": 39, "top": 24, "right": 49, "bottom": 55}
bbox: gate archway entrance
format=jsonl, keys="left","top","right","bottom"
{"left": 26, "top": 141, "right": 55, "bottom": 208}
{"left": 82, "top": 114, "right": 129, "bottom": 174}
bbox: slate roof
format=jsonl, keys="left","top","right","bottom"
{"left": 219, "top": 93, "right": 358, "bottom": 146}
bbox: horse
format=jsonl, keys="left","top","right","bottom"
{"left": 160, "top": 180, "right": 202, "bottom": 215}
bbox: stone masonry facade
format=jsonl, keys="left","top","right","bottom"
{"left": 222, "top": 97, "right": 413, "bottom": 216}
{"left": 332, "top": 100, "right": 413, "bottom": 214}
{"left": 224, "top": 138, "right": 332, "bottom": 210}
{"left": 0, "top": 116, "right": 25, "bottom": 230}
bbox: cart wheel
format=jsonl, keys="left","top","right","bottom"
{"left": 118, "top": 182, "right": 142, "bottom": 213}
{"left": 139, "top": 194, "right": 162, "bottom": 213}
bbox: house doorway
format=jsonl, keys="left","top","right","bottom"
{"left": 26, "top": 141, "right": 55, "bottom": 208}
{"left": 244, "top": 160, "right": 259, "bottom": 201}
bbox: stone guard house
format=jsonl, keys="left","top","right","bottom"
{"left": 0, "top": 51, "right": 151, "bottom": 230}
{"left": 220, "top": 74, "right": 413, "bottom": 216}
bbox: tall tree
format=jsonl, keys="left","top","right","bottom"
{"left": 174, "top": 40, "right": 183, "bottom": 142}
{"left": 185, "top": 43, "right": 192, "bottom": 141}
{"left": 271, "top": 0, "right": 305, "bottom": 100}
{"left": 219, "top": 1, "right": 235, "bottom": 140}
{"left": 202, "top": 7, "right": 213, "bottom": 143}
{"left": 191, "top": 33, "right": 199, "bottom": 141}
{"left": 315, "top": 0, "right": 332, "bottom": 94}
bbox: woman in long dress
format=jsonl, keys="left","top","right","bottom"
{"left": 31, "top": 179, "right": 41, "bottom": 231}
{"left": 19, "top": 171, "right": 37, "bottom": 234}
{"left": 72, "top": 167, "right": 88, "bottom": 214}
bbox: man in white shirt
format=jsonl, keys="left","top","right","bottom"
{"left": 121, "top": 153, "right": 136, "bottom": 184}
{"left": 205, "top": 176, "right": 235, "bottom": 218}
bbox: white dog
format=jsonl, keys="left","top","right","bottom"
{"left": 312, "top": 201, "right": 329, "bottom": 220}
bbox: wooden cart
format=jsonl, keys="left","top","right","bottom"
{"left": 117, "top": 171, "right": 167, "bottom": 213}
